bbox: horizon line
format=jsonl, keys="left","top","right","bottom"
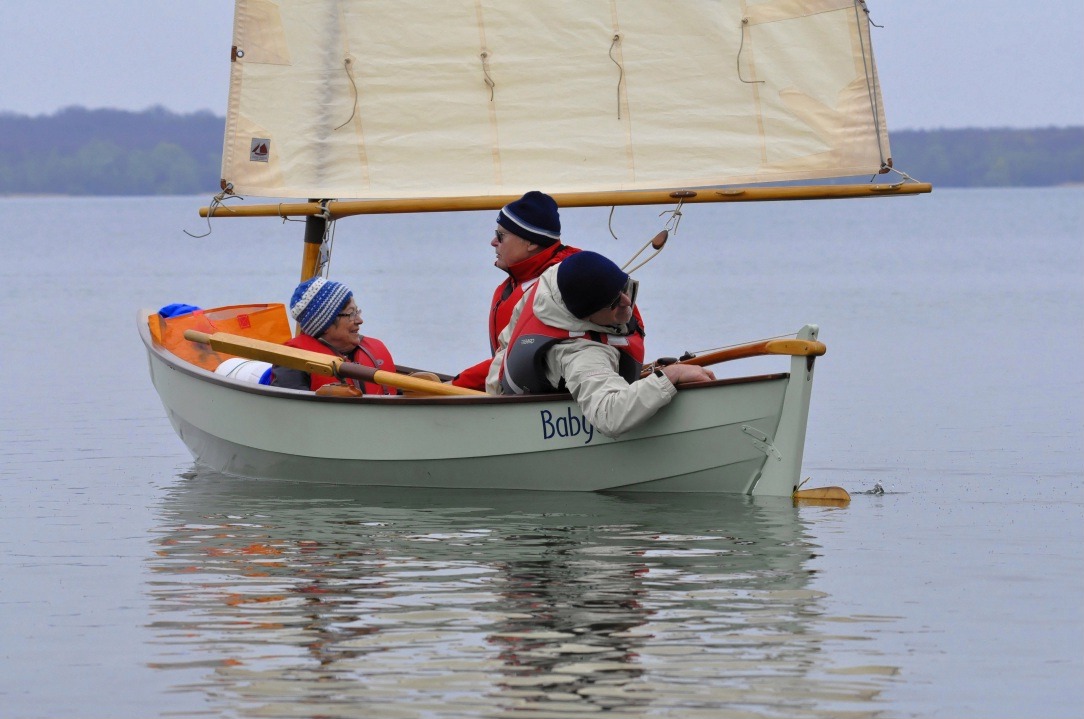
{"left": 1, "top": 104, "right": 1081, "bottom": 134}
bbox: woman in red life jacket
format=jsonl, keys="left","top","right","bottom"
{"left": 270, "top": 276, "right": 397, "bottom": 394}
{"left": 450, "top": 191, "right": 581, "bottom": 390}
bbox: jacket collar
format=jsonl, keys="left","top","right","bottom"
{"left": 505, "top": 243, "right": 565, "bottom": 284}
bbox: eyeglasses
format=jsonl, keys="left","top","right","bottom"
{"left": 337, "top": 308, "right": 362, "bottom": 320}
{"left": 494, "top": 229, "right": 509, "bottom": 244}
{"left": 608, "top": 278, "right": 639, "bottom": 309}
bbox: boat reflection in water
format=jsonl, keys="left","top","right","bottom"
{"left": 147, "top": 472, "right": 896, "bottom": 717}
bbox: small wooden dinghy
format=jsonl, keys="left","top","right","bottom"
{"left": 141, "top": 0, "right": 929, "bottom": 494}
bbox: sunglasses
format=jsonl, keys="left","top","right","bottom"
{"left": 607, "top": 278, "right": 639, "bottom": 309}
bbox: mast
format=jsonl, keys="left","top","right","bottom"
{"left": 299, "top": 200, "right": 327, "bottom": 282}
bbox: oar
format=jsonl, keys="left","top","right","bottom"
{"left": 183, "top": 330, "right": 485, "bottom": 397}
{"left": 644, "top": 338, "right": 826, "bottom": 375}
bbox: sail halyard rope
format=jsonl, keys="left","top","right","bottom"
{"left": 317, "top": 209, "right": 336, "bottom": 277}
{"left": 853, "top": 0, "right": 889, "bottom": 172}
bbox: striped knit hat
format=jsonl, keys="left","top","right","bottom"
{"left": 497, "top": 191, "right": 561, "bottom": 247}
{"left": 289, "top": 277, "right": 353, "bottom": 338}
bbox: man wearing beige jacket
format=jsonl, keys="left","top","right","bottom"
{"left": 487, "top": 251, "right": 714, "bottom": 438}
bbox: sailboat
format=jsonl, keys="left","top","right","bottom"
{"left": 139, "top": 0, "right": 929, "bottom": 494}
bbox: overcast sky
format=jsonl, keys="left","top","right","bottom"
{"left": 2, "top": 1, "right": 1081, "bottom": 129}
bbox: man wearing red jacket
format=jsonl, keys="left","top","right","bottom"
{"left": 451, "top": 191, "right": 580, "bottom": 390}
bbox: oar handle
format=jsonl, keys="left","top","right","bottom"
{"left": 183, "top": 330, "right": 485, "bottom": 396}
{"left": 644, "top": 338, "right": 826, "bottom": 375}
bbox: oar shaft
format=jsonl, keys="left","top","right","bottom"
{"left": 183, "top": 330, "right": 484, "bottom": 396}
{"left": 335, "top": 363, "right": 473, "bottom": 396}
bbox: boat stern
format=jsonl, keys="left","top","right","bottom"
{"left": 751, "top": 324, "right": 819, "bottom": 496}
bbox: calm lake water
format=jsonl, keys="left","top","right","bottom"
{"left": 0, "top": 188, "right": 1081, "bottom": 718}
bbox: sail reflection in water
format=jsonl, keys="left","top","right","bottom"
{"left": 147, "top": 475, "right": 896, "bottom": 717}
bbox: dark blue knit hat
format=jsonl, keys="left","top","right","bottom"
{"left": 497, "top": 191, "right": 561, "bottom": 247}
{"left": 557, "top": 251, "right": 629, "bottom": 319}
{"left": 289, "top": 277, "right": 353, "bottom": 337}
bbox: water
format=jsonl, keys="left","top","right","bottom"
{"left": 0, "top": 188, "right": 1081, "bottom": 718}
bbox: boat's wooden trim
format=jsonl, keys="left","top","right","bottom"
{"left": 200, "top": 183, "right": 933, "bottom": 219}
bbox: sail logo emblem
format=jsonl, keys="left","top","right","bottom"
{"left": 250, "top": 138, "right": 270, "bottom": 162}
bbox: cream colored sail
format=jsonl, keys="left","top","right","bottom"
{"left": 222, "top": 0, "right": 891, "bottom": 200}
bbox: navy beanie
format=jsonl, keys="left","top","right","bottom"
{"left": 497, "top": 191, "right": 561, "bottom": 247}
{"left": 556, "top": 251, "right": 629, "bottom": 319}
{"left": 289, "top": 277, "right": 353, "bottom": 337}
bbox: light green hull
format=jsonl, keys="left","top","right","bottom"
{"left": 141, "top": 319, "right": 819, "bottom": 495}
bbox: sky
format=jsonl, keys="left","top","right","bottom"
{"left": 1, "top": 1, "right": 1081, "bottom": 130}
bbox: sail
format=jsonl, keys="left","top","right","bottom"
{"left": 222, "top": 0, "right": 892, "bottom": 200}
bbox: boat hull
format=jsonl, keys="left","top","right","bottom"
{"left": 141, "top": 317, "right": 818, "bottom": 494}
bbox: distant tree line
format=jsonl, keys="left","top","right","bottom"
{"left": 0, "top": 106, "right": 222, "bottom": 196}
{"left": 888, "top": 127, "right": 1083, "bottom": 187}
{"left": 0, "top": 106, "right": 1080, "bottom": 196}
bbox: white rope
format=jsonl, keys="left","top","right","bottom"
{"left": 617, "top": 198, "right": 686, "bottom": 273}
{"left": 320, "top": 214, "right": 337, "bottom": 277}
{"left": 620, "top": 236, "right": 657, "bottom": 273}
{"left": 183, "top": 183, "right": 241, "bottom": 238}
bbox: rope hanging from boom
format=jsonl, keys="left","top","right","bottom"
{"left": 184, "top": 183, "right": 240, "bottom": 238}
{"left": 617, "top": 196, "right": 687, "bottom": 274}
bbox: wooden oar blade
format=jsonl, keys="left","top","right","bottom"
{"left": 793, "top": 486, "right": 851, "bottom": 505}
{"left": 184, "top": 330, "right": 339, "bottom": 374}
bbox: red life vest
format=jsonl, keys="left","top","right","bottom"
{"left": 285, "top": 333, "right": 398, "bottom": 395}
{"left": 499, "top": 286, "right": 645, "bottom": 395}
{"left": 451, "top": 244, "right": 582, "bottom": 390}
{"left": 488, "top": 244, "right": 582, "bottom": 353}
